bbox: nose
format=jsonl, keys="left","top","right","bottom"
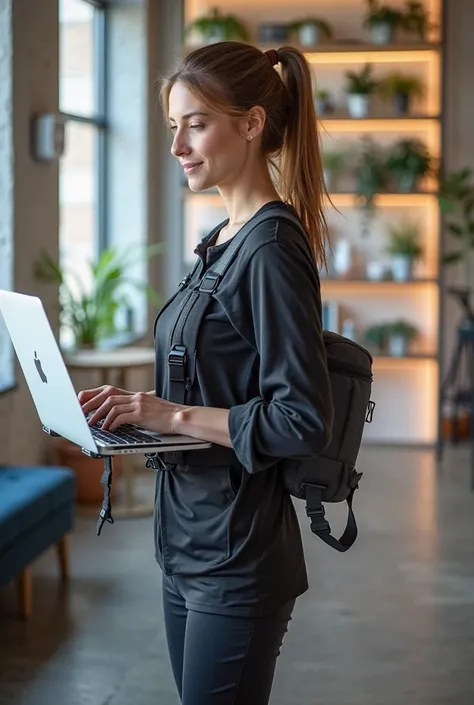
{"left": 171, "top": 129, "right": 191, "bottom": 159}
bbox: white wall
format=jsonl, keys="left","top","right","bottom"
{"left": 0, "top": 0, "right": 60, "bottom": 465}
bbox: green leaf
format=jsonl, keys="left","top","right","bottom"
{"left": 443, "top": 251, "right": 462, "bottom": 264}
{"left": 447, "top": 223, "right": 464, "bottom": 237}
{"left": 438, "top": 195, "right": 455, "bottom": 214}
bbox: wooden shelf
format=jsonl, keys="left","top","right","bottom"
{"left": 322, "top": 115, "right": 440, "bottom": 121}
{"left": 321, "top": 278, "right": 438, "bottom": 285}
{"left": 373, "top": 353, "right": 438, "bottom": 362}
{"left": 303, "top": 42, "right": 440, "bottom": 54}
{"left": 320, "top": 117, "right": 440, "bottom": 132}
{"left": 304, "top": 44, "right": 440, "bottom": 64}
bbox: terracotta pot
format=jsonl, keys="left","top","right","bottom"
{"left": 57, "top": 440, "right": 123, "bottom": 504}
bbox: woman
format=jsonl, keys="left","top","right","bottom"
{"left": 79, "top": 41, "right": 333, "bottom": 705}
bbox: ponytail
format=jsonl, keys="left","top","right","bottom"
{"left": 277, "top": 47, "right": 328, "bottom": 270}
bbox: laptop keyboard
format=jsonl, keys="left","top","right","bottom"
{"left": 89, "top": 420, "right": 159, "bottom": 446}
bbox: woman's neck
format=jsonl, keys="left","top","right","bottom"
{"left": 217, "top": 160, "right": 282, "bottom": 228}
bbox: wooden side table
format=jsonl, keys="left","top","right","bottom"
{"left": 65, "top": 346, "right": 156, "bottom": 518}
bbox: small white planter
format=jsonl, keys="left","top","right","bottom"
{"left": 370, "top": 23, "right": 394, "bottom": 45}
{"left": 298, "top": 24, "right": 322, "bottom": 47}
{"left": 333, "top": 238, "right": 352, "bottom": 278}
{"left": 366, "top": 260, "right": 386, "bottom": 281}
{"left": 347, "top": 93, "right": 370, "bottom": 119}
{"left": 206, "top": 28, "right": 226, "bottom": 44}
{"left": 388, "top": 334, "right": 408, "bottom": 357}
{"left": 390, "top": 256, "right": 414, "bottom": 281}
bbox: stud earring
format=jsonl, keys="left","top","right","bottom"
{"left": 248, "top": 135, "right": 253, "bottom": 141}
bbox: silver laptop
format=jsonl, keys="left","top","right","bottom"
{"left": 0, "top": 290, "right": 212, "bottom": 457}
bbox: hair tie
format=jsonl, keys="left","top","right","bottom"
{"left": 265, "top": 49, "right": 279, "bottom": 67}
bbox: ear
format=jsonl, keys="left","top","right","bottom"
{"left": 240, "top": 105, "right": 266, "bottom": 141}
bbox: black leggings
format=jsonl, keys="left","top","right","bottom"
{"left": 162, "top": 574, "right": 295, "bottom": 705}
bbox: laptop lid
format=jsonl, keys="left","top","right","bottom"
{"left": 0, "top": 290, "right": 100, "bottom": 453}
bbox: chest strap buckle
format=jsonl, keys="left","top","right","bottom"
{"left": 168, "top": 345, "right": 187, "bottom": 382}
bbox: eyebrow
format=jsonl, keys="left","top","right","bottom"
{"left": 169, "top": 111, "right": 209, "bottom": 123}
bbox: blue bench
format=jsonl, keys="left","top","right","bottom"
{"left": 0, "top": 466, "right": 76, "bottom": 618}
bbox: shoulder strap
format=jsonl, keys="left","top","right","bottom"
{"left": 168, "top": 206, "right": 308, "bottom": 406}
{"left": 199, "top": 206, "right": 307, "bottom": 294}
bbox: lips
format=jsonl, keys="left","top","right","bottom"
{"left": 183, "top": 162, "right": 203, "bottom": 175}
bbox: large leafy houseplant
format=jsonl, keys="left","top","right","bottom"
{"left": 34, "top": 246, "right": 163, "bottom": 349}
{"left": 184, "top": 7, "right": 250, "bottom": 44}
{"left": 438, "top": 167, "right": 474, "bottom": 317}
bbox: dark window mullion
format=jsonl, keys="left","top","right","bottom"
{"left": 94, "top": 0, "right": 107, "bottom": 255}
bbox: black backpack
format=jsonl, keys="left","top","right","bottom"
{"left": 162, "top": 205, "right": 375, "bottom": 553}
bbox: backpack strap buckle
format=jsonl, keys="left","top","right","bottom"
{"left": 303, "top": 483, "right": 330, "bottom": 534}
{"left": 199, "top": 270, "right": 220, "bottom": 293}
{"left": 168, "top": 345, "right": 187, "bottom": 382}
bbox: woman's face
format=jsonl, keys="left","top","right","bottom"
{"left": 168, "top": 81, "right": 249, "bottom": 193}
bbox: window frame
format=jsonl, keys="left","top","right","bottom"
{"left": 59, "top": 0, "right": 108, "bottom": 257}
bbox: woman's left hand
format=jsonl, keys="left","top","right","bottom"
{"left": 87, "top": 392, "right": 185, "bottom": 435}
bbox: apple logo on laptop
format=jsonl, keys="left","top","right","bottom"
{"left": 34, "top": 351, "right": 48, "bottom": 383}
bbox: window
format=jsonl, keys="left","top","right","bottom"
{"left": 59, "top": 0, "right": 106, "bottom": 342}
{"left": 0, "top": 0, "right": 13, "bottom": 391}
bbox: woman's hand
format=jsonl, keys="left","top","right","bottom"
{"left": 78, "top": 385, "right": 184, "bottom": 435}
{"left": 79, "top": 385, "right": 134, "bottom": 417}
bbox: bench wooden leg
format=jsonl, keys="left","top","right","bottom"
{"left": 16, "top": 567, "right": 32, "bottom": 620}
{"left": 56, "top": 535, "right": 69, "bottom": 581}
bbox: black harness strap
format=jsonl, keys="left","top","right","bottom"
{"left": 96, "top": 456, "right": 114, "bottom": 536}
{"left": 165, "top": 206, "right": 306, "bottom": 465}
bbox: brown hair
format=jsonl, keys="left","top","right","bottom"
{"left": 160, "top": 41, "right": 328, "bottom": 269}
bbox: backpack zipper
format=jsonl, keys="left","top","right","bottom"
{"left": 328, "top": 359, "right": 373, "bottom": 381}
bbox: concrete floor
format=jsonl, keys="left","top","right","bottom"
{"left": 1, "top": 445, "right": 474, "bottom": 705}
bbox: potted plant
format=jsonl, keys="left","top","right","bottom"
{"left": 184, "top": 6, "right": 250, "bottom": 45}
{"left": 345, "top": 64, "right": 378, "bottom": 118}
{"left": 401, "top": 1, "right": 432, "bottom": 41}
{"left": 315, "top": 88, "right": 335, "bottom": 116}
{"left": 363, "top": 0, "right": 403, "bottom": 45}
{"left": 378, "top": 72, "right": 424, "bottom": 116}
{"left": 354, "top": 137, "right": 387, "bottom": 229}
{"left": 385, "top": 319, "right": 418, "bottom": 356}
{"left": 386, "top": 219, "right": 423, "bottom": 280}
{"left": 34, "top": 246, "right": 163, "bottom": 350}
{"left": 289, "top": 17, "right": 333, "bottom": 47}
{"left": 386, "top": 138, "right": 432, "bottom": 192}
{"left": 364, "top": 322, "right": 389, "bottom": 354}
{"left": 322, "top": 148, "right": 346, "bottom": 191}
{"left": 438, "top": 167, "right": 474, "bottom": 318}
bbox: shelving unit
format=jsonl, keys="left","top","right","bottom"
{"left": 181, "top": 0, "right": 443, "bottom": 445}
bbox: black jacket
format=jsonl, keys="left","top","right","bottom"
{"left": 153, "top": 201, "right": 333, "bottom": 616}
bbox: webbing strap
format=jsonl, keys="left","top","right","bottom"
{"left": 167, "top": 206, "right": 308, "bottom": 406}
{"left": 96, "top": 456, "right": 114, "bottom": 536}
{"left": 304, "top": 483, "right": 359, "bottom": 553}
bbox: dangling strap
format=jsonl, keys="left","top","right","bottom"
{"left": 304, "top": 481, "right": 361, "bottom": 553}
{"left": 96, "top": 456, "right": 115, "bottom": 536}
